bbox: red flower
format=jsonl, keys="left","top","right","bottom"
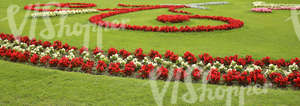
{"left": 149, "top": 49, "right": 161, "bottom": 59}
{"left": 108, "top": 62, "right": 121, "bottom": 76}
{"left": 238, "top": 71, "right": 252, "bottom": 86}
{"left": 108, "top": 48, "right": 118, "bottom": 56}
{"left": 57, "top": 57, "right": 70, "bottom": 68}
{"left": 40, "top": 55, "right": 51, "bottom": 65}
{"left": 81, "top": 60, "right": 94, "bottom": 73}
{"left": 157, "top": 15, "right": 190, "bottom": 23}
{"left": 250, "top": 69, "right": 266, "bottom": 85}
{"left": 273, "top": 76, "right": 290, "bottom": 88}
{"left": 119, "top": 49, "right": 131, "bottom": 59}
{"left": 207, "top": 68, "right": 220, "bottom": 84}
{"left": 30, "top": 54, "right": 39, "bottom": 64}
{"left": 164, "top": 50, "right": 178, "bottom": 62}
{"left": 293, "top": 77, "right": 300, "bottom": 88}
{"left": 192, "top": 68, "right": 202, "bottom": 81}
{"left": 138, "top": 64, "right": 154, "bottom": 79}
{"left": 0, "top": 47, "right": 7, "bottom": 57}
{"left": 156, "top": 66, "right": 169, "bottom": 80}
{"left": 52, "top": 40, "right": 62, "bottom": 49}
{"left": 96, "top": 60, "right": 107, "bottom": 73}
{"left": 93, "top": 47, "right": 103, "bottom": 55}
{"left": 49, "top": 58, "right": 59, "bottom": 67}
{"left": 134, "top": 48, "right": 146, "bottom": 60}
{"left": 173, "top": 68, "right": 187, "bottom": 81}
{"left": 18, "top": 51, "right": 30, "bottom": 62}
{"left": 42, "top": 41, "right": 51, "bottom": 48}
{"left": 288, "top": 71, "right": 300, "bottom": 82}
{"left": 79, "top": 46, "right": 88, "bottom": 54}
{"left": 122, "top": 62, "right": 136, "bottom": 76}
{"left": 269, "top": 72, "right": 282, "bottom": 82}
{"left": 183, "top": 51, "right": 197, "bottom": 64}
{"left": 199, "top": 53, "right": 214, "bottom": 65}
{"left": 223, "top": 69, "right": 240, "bottom": 85}
{"left": 69, "top": 57, "right": 83, "bottom": 69}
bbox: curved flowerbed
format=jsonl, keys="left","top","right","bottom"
{"left": 1, "top": 33, "right": 300, "bottom": 89}
{"left": 24, "top": 3, "right": 244, "bottom": 32}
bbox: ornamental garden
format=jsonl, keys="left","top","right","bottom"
{"left": 1, "top": 0, "right": 300, "bottom": 105}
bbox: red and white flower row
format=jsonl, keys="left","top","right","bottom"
{"left": 1, "top": 33, "right": 300, "bottom": 88}
{"left": 252, "top": 1, "right": 300, "bottom": 13}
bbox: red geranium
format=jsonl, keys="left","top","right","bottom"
{"left": 207, "top": 68, "right": 220, "bottom": 84}
{"left": 192, "top": 68, "right": 202, "bottom": 81}
{"left": 119, "top": 49, "right": 131, "bottom": 59}
{"left": 69, "top": 57, "right": 83, "bottom": 69}
{"left": 108, "top": 62, "right": 121, "bottom": 76}
{"left": 49, "top": 58, "right": 59, "bottom": 67}
{"left": 138, "top": 64, "right": 154, "bottom": 79}
{"left": 134, "top": 48, "right": 146, "bottom": 60}
{"left": 156, "top": 66, "right": 169, "bottom": 80}
{"left": 157, "top": 15, "right": 190, "bottom": 23}
{"left": 173, "top": 68, "right": 187, "bottom": 81}
{"left": 30, "top": 54, "right": 39, "bottom": 64}
{"left": 81, "top": 60, "right": 94, "bottom": 73}
{"left": 122, "top": 62, "right": 136, "bottom": 76}
{"left": 183, "top": 51, "right": 197, "bottom": 64}
{"left": 96, "top": 60, "right": 107, "bottom": 73}
{"left": 40, "top": 55, "right": 51, "bottom": 65}
{"left": 108, "top": 48, "right": 118, "bottom": 56}
{"left": 149, "top": 49, "right": 162, "bottom": 59}
{"left": 223, "top": 69, "right": 240, "bottom": 85}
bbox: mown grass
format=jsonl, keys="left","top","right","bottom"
{"left": 0, "top": 60, "right": 300, "bottom": 105}
{"left": 1, "top": 0, "right": 300, "bottom": 105}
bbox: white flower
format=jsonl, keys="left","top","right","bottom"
{"left": 289, "top": 63, "right": 299, "bottom": 71}
{"left": 177, "top": 57, "right": 183, "bottom": 62}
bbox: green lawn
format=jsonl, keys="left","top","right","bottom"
{"left": 0, "top": 60, "right": 300, "bottom": 105}
{"left": 1, "top": 0, "right": 300, "bottom": 105}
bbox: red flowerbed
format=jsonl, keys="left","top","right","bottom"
{"left": 157, "top": 15, "right": 190, "bottom": 23}
{"left": 24, "top": 3, "right": 244, "bottom": 32}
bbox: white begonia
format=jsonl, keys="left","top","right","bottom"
{"left": 177, "top": 57, "right": 184, "bottom": 63}
{"left": 163, "top": 60, "right": 172, "bottom": 68}
{"left": 110, "top": 54, "right": 119, "bottom": 61}
{"left": 245, "top": 64, "right": 261, "bottom": 72}
{"left": 191, "top": 64, "right": 198, "bottom": 69}
{"left": 289, "top": 63, "right": 299, "bottom": 71}
{"left": 20, "top": 42, "right": 28, "bottom": 48}
{"left": 197, "top": 61, "right": 204, "bottom": 67}
{"left": 154, "top": 57, "right": 163, "bottom": 64}
{"left": 83, "top": 55, "right": 90, "bottom": 61}
{"left": 233, "top": 65, "right": 243, "bottom": 72}
{"left": 219, "top": 65, "right": 227, "bottom": 73}
{"left": 125, "top": 55, "right": 134, "bottom": 61}
{"left": 134, "top": 61, "right": 142, "bottom": 68}
{"left": 52, "top": 52, "right": 61, "bottom": 59}
{"left": 213, "top": 61, "right": 222, "bottom": 68}
{"left": 171, "top": 64, "right": 179, "bottom": 69}
{"left": 27, "top": 45, "right": 36, "bottom": 51}
{"left": 229, "top": 60, "right": 237, "bottom": 69}
{"left": 206, "top": 63, "right": 212, "bottom": 68}
{"left": 81, "top": 51, "right": 90, "bottom": 57}
{"left": 94, "top": 52, "right": 103, "bottom": 60}
{"left": 264, "top": 64, "right": 282, "bottom": 76}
